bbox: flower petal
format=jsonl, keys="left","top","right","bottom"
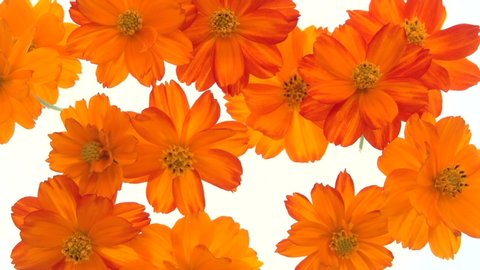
{"left": 193, "top": 149, "right": 242, "bottom": 191}
{"left": 173, "top": 170, "right": 205, "bottom": 215}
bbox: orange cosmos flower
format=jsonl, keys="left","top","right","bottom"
{"left": 0, "top": 19, "right": 60, "bottom": 144}
{"left": 277, "top": 171, "right": 393, "bottom": 269}
{"left": 0, "top": 0, "right": 81, "bottom": 104}
{"left": 48, "top": 94, "right": 138, "bottom": 198}
{"left": 378, "top": 114, "right": 480, "bottom": 258}
{"left": 67, "top": 0, "right": 192, "bottom": 87}
{"left": 225, "top": 26, "right": 328, "bottom": 162}
{"left": 11, "top": 175, "right": 150, "bottom": 269}
{"left": 122, "top": 211, "right": 262, "bottom": 269}
{"left": 299, "top": 24, "right": 431, "bottom": 149}
{"left": 177, "top": 0, "right": 298, "bottom": 95}
{"left": 347, "top": 0, "right": 480, "bottom": 91}
{"left": 124, "top": 81, "right": 248, "bottom": 214}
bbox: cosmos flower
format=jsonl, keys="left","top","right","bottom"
{"left": 277, "top": 171, "right": 393, "bottom": 269}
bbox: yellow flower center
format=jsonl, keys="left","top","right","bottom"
{"left": 283, "top": 74, "right": 308, "bottom": 109}
{"left": 81, "top": 141, "right": 107, "bottom": 162}
{"left": 329, "top": 230, "right": 358, "bottom": 258}
{"left": 118, "top": 10, "right": 143, "bottom": 36}
{"left": 404, "top": 17, "right": 427, "bottom": 45}
{"left": 163, "top": 145, "right": 194, "bottom": 176}
{"left": 62, "top": 232, "right": 93, "bottom": 264}
{"left": 353, "top": 61, "right": 381, "bottom": 91}
{"left": 210, "top": 9, "right": 239, "bottom": 37}
{"left": 434, "top": 165, "right": 468, "bottom": 197}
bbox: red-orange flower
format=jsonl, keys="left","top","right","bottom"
{"left": 67, "top": 0, "right": 192, "bottom": 87}
{"left": 11, "top": 175, "right": 150, "bottom": 269}
{"left": 177, "top": 0, "right": 298, "bottom": 95}
{"left": 0, "top": 0, "right": 82, "bottom": 104}
{"left": 48, "top": 94, "right": 138, "bottom": 198}
{"left": 226, "top": 26, "right": 328, "bottom": 162}
{"left": 124, "top": 81, "right": 248, "bottom": 214}
{"left": 299, "top": 24, "right": 431, "bottom": 149}
{"left": 347, "top": 0, "right": 480, "bottom": 91}
{"left": 378, "top": 114, "right": 480, "bottom": 258}
{"left": 277, "top": 171, "right": 393, "bottom": 269}
{"left": 122, "top": 211, "right": 262, "bottom": 269}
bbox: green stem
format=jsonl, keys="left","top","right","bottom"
{"left": 36, "top": 96, "right": 63, "bottom": 112}
{"left": 359, "top": 136, "right": 365, "bottom": 151}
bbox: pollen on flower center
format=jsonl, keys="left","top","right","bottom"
{"left": 404, "top": 17, "right": 427, "bottom": 45}
{"left": 434, "top": 165, "right": 468, "bottom": 197}
{"left": 210, "top": 9, "right": 239, "bottom": 37}
{"left": 353, "top": 62, "right": 381, "bottom": 91}
{"left": 283, "top": 74, "right": 308, "bottom": 108}
{"left": 81, "top": 141, "right": 107, "bottom": 162}
{"left": 163, "top": 145, "right": 194, "bottom": 176}
{"left": 329, "top": 230, "right": 358, "bottom": 258}
{"left": 62, "top": 232, "right": 93, "bottom": 263}
{"left": 118, "top": 10, "right": 143, "bottom": 36}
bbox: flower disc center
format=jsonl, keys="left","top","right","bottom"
{"left": 118, "top": 10, "right": 143, "bottom": 36}
{"left": 404, "top": 17, "right": 427, "bottom": 45}
{"left": 163, "top": 145, "right": 194, "bottom": 176}
{"left": 283, "top": 74, "right": 308, "bottom": 108}
{"left": 62, "top": 232, "right": 93, "bottom": 263}
{"left": 353, "top": 61, "right": 381, "bottom": 90}
{"left": 434, "top": 165, "right": 468, "bottom": 197}
{"left": 210, "top": 9, "right": 239, "bottom": 37}
{"left": 329, "top": 230, "right": 358, "bottom": 258}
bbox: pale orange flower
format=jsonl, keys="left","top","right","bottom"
{"left": 177, "top": 0, "right": 298, "bottom": 95}
{"left": 299, "top": 24, "right": 431, "bottom": 149}
{"left": 225, "top": 26, "right": 328, "bottom": 162}
{"left": 378, "top": 114, "right": 480, "bottom": 258}
{"left": 122, "top": 211, "right": 262, "bottom": 269}
{"left": 277, "top": 171, "right": 393, "bottom": 269}
{"left": 0, "top": 20, "right": 58, "bottom": 144}
{"left": 347, "top": 0, "right": 480, "bottom": 91}
{"left": 67, "top": 0, "right": 192, "bottom": 87}
{"left": 48, "top": 94, "right": 138, "bottom": 198}
{"left": 0, "top": 0, "right": 82, "bottom": 104}
{"left": 124, "top": 81, "right": 248, "bottom": 214}
{"left": 11, "top": 175, "right": 150, "bottom": 269}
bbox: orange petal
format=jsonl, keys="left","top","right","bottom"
{"left": 366, "top": 24, "right": 406, "bottom": 73}
{"left": 358, "top": 90, "right": 398, "bottom": 129}
{"left": 173, "top": 170, "right": 206, "bottom": 215}
{"left": 375, "top": 79, "right": 428, "bottom": 119}
{"left": 405, "top": 0, "right": 445, "bottom": 33}
{"left": 311, "top": 184, "right": 345, "bottom": 227}
{"left": 246, "top": 102, "right": 292, "bottom": 139}
{"left": 242, "top": 82, "right": 285, "bottom": 114}
{"left": 334, "top": 171, "right": 355, "bottom": 210}
{"left": 150, "top": 81, "right": 190, "bottom": 134}
{"left": 155, "top": 31, "right": 192, "bottom": 65}
{"left": 213, "top": 38, "right": 244, "bottom": 86}
{"left": 11, "top": 242, "right": 63, "bottom": 270}
{"left": 436, "top": 58, "right": 480, "bottom": 90}
{"left": 193, "top": 149, "right": 242, "bottom": 191}
{"left": 21, "top": 210, "right": 73, "bottom": 248}
{"left": 238, "top": 36, "right": 282, "bottom": 78}
{"left": 90, "top": 216, "right": 139, "bottom": 246}
{"left": 147, "top": 170, "right": 176, "bottom": 214}
{"left": 276, "top": 239, "right": 318, "bottom": 257}
{"left": 38, "top": 176, "right": 79, "bottom": 223}
{"left": 76, "top": 195, "right": 114, "bottom": 232}
{"left": 96, "top": 55, "right": 129, "bottom": 88}
{"left": 238, "top": 9, "right": 293, "bottom": 43}
{"left": 312, "top": 33, "right": 357, "bottom": 80}
{"left": 364, "top": 118, "right": 401, "bottom": 150}
{"left": 76, "top": 0, "right": 119, "bottom": 25}
{"left": 132, "top": 108, "right": 178, "bottom": 148}
{"left": 308, "top": 80, "right": 356, "bottom": 103}
{"left": 425, "top": 24, "right": 480, "bottom": 60}
{"left": 176, "top": 38, "right": 216, "bottom": 90}
{"left": 284, "top": 112, "right": 327, "bottom": 162}
{"left": 428, "top": 222, "right": 461, "bottom": 259}
{"left": 182, "top": 91, "right": 220, "bottom": 141}
{"left": 284, "top": 192, "right": 320, "bottom": 222}
{"left": 12, "top": 197, "right": 40, "bottom": 229}
{"left": 324, "top": 96, "right": 364, "bottom": 146}
{"left": 113, "top": 202, "right": 150, "bottom": 230}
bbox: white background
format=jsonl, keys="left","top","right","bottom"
{"left": 1, "top": 0, "right": 479, "bottom": 269}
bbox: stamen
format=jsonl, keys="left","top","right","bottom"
{"left": 210, "top": 9, "right": 239, "bottom": 37}
{"left": 62, "top": 232, "right": 93, "bottom": 263}
{"left": 404, "top": 17, "right": 427, "bottom": 45}
{"left": 352, "top": 62, "right": 381, "bottom": 90}
{"left": 163, "top": 145, "right": 194, "bottom": 176}
{"left": 329, "top": 230, "right": 358, "bottom": 258}
{"left": 283, "top": 74, "right": 308, "bottom": 109}
{"left": 434, "top": 165, "right": 468, "bottom": 197}
{"left": 118, "top": 10, "right": 143, "bottom": 36}
{"left": 81, "top": 141, "right": 108, "bottom": 162}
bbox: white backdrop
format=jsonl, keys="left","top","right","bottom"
{"left": 1, "top": 0, "right": 479, "bottom": 269}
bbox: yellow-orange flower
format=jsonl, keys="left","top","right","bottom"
{"left": 299, "top": 24, "right": 431, "bottom": 149}
{"left": 67, "top": 0, "right": 192, "bottom": 87}
{"left": 177, "top": 0, "right": 298, "bottom": 95}
{"left": 122, "top": 212, "right": 262, "bottom": 269}
{"left": 226, "top": 26, "right": 328, "bottom": 162}
{"left": 277, "top": 171, "right": 393, "bottom": 269}
{"left": 378, "top": 114, "right": 480, "bottom": 258}
{"left": 0, "top": 0, "right": 82, "bottom": 104}
{"left": 48, "top": 94, "right": 138, "bottom": 198}
{"left": 124, "top": 81, "right": 248, "bottom": 214}
{"left": 348, "top": 0, "right": 480, "bottom": 91}
{"left": 11, "top": 175, "right": 150, "bottom": 269}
